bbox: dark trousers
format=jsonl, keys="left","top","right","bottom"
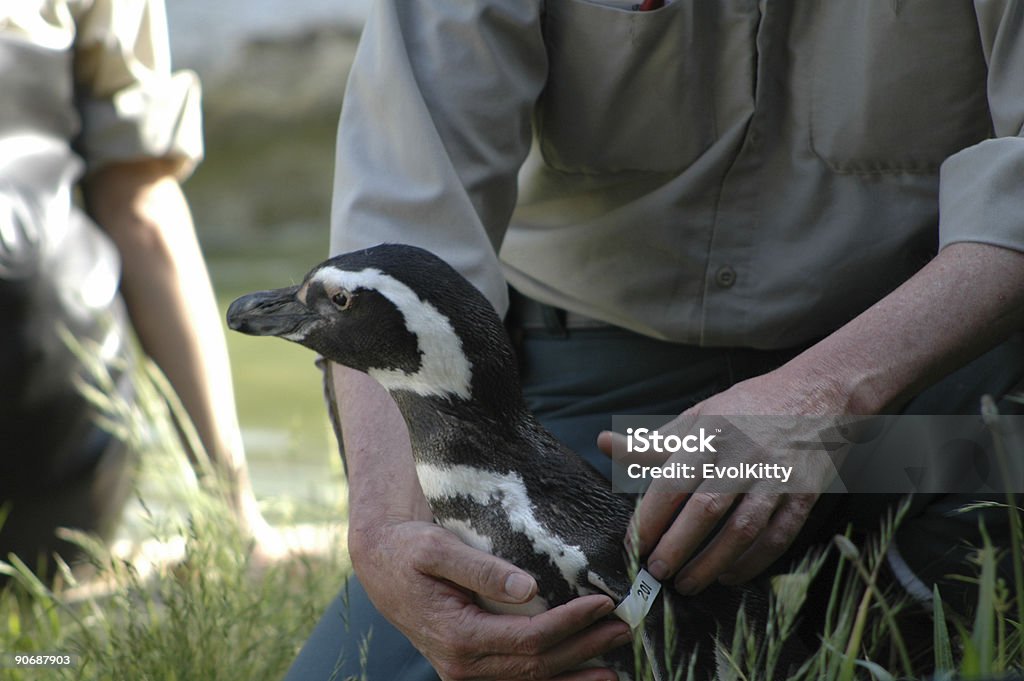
{"left": 286, "top": 320, "right": 1024, "bottom": 681}
{"left": 0, "top": 172, "right": 137, "bottom": 581}
{"left": 0, "top": 294, "right": 136, "bottom": 584}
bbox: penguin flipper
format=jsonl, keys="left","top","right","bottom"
{"left": 585, "top": 570, "right": 623, "bottom": 600}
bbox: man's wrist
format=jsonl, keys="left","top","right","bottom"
{"left": 775, "top": 347, "right": 887, "bottom": 416}
{"left": 347, "top": 521, "right": 381, "bottom": 565}
{"left": 346, "top": 515, "right": 430, "bottom": 567}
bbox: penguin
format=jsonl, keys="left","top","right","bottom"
{"left": 227, "top": 243, "right": 758, "bottom": 680}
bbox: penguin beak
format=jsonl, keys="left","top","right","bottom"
{"left": 227, "top": 285, "right": 313, "bottom": 339}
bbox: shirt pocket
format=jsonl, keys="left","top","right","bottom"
{"left": 809, "top": 0, "right": 992, "bottom": 175}
{"left": 537, "top": 0, "right": 730, "bottom": 175}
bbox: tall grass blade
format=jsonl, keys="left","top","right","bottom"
{"left": 971, "top": 524, "right": 997, "bottom": 678}
{"left": 932, "top": 585, "right": 955, "bottom": 673}
{"left": 981, "top": 395, "right": 1024, "bottom": 633}
{"left": 854, "top": 657, "right": 896, "bottom": 681}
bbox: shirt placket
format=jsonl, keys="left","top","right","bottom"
{"left": 698, "top": 0, "right": 778, "bottom": 346}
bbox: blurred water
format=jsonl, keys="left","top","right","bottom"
{"left": 166, "top": 0, "right": 370, "bottom": 67}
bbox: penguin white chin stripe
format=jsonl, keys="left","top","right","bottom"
{"left": 416, "top": 463, "right": 591, "bottom": 591}
{"left": 310, "top": 267, "right": 473, "bottom": 400}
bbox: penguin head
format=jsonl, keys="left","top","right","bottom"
{"left": 227, "top": 244, "right": 520, "bottom": 406}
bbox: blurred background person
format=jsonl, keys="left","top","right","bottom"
{"left": 0, "top": 0, "right": 280, "bottom": 580}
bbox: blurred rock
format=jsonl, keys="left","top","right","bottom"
{"left": 183, "top": 25, "right": 360, "bottom": 255}
{"left": 203, "top": 25, "right": 359, "bottom": 131}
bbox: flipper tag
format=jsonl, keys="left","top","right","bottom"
{"left": 612, "top": 568, "right": 662, "bottom": 628}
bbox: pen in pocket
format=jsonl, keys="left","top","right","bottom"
{"left": 636, "top": 0, "right": 665, "bottom": 10}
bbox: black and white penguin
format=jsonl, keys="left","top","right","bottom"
{"left": 227, "top": 243, "right": 755, "bottom": 680}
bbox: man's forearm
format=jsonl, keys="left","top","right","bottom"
{"left": 83, "top": 160, "right": 254, "bottom": 510}
{"left": 783, "top": 241, "right": 1024, "bottom": 416}
{"left": 331, "top": 365, "right": 433, "bottom": 538}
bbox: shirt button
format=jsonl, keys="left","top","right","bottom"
{"left": 715, "top": 265, "right": 737, "bottom": 288}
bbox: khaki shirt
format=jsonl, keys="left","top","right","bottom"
{"left": 332, "top": 1, "right": 1023, "bottom": 348}
{"left": 1, "top": 0, "right": 202, "bottom": 177}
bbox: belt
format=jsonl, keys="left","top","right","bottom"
{"left": 507, "top": 289, "right": 610, "bottom": 333}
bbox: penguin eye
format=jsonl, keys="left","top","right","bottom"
{"left": 331, "top": 289, "right": 353, "bottom": 310}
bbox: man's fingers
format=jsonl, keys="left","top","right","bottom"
{"left": 506, "top": 620, "right": 631, "bottom": 681}
{"left": 629, "top": 487, "right": 690, "bottom": 558}
{"left": 414, "top": 529, "right": 537, "bottom": 604}
{"left": 542, "top": 619, "right": 632, "bottom": 678}
{"left": 549, "top": 665, "right": 629, "bottom": 681}
{"left": 497, "top": 595, "right": 619, "bottom": 654}
{"left": 597, "top": 430, "right": 668, "bottom": 467}
{"left": 719, "top": 494, "right": 817, "bottom": 585}
{"left": 645, "top": 490, "right": 737, "bottom": 581}
{"left": 671, "top": 494, "right": 779, "bottom": 594}
{"left": 543, "top": 595, "right": 623, "bottom": 643}
{"left": 445, "top": 596, "right": 628, "bottom": 679}
{"left": 477, "top": 619, "right": 630, "bottom": 680}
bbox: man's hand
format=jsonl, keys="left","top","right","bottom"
{"left": 349, "top": 519, "right": 631, "bottom": 681}
{"left": 598, "top": 364, "right": 850, "bottom": 595}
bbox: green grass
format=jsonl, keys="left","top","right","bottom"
{"left": 0, "top": 520, "right": 345, "bottom": 681}
{"left": 0, "top": 354, "right": 348, "bottom": 681}
{"left": 659, "top": 498, "right": 1023, "bottom": 681}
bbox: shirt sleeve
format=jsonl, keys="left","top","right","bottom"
{"left": 330, "top": 0, "right": 548, "bottom": 314}
{"left": 72, "top": 0, "right": 202, "bottom": 178}
{"left": 938, "top": 0, "right": 1024, "bottom": 254}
